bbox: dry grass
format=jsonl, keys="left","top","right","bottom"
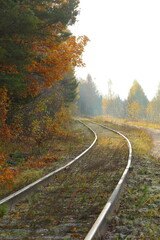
{"left": 0, "top": 121, "right": 128, "bottom": 239}
{"left": 0, "top": 120, "right": 93, "bottom": 198}
{"left": 99, "top": 115, "right": 160, "bottom": 130}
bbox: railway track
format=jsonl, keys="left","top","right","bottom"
{"left": 0, "top": 120, "right": 132, "bottom": 239}
{"left": 84, "top": 120, "right": 132, "bottom": 240}
{"left": 0, "top": 120, "right": 97, "bottom": 208}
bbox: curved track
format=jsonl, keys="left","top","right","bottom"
{"left": 0, "top": 120, "right": 97, "bottom": 208}
{"left": 0, "top": 120, "right": 132, "bottom": 240}
{"left": 84, "top": 120, "right": 132, "bottom": 240}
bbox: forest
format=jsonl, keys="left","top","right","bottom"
{"left": 0, "top": 0, "right": 159, "bottom": 202}
{"left": 0, "top": 0, "right": 90, "bottom": 190}
{"left": 78, "top": 76, "right": 160, "bottom": 123}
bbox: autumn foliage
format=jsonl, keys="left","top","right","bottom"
{"left": 0, "top": 0, "right": 89, "bottom": 191}
{"left": 0, "top": 154, "right": 16, "bottom": 190}
{"left": 26, "top": 34, "right": 89, "bottom": 96}
{"left": 0, "top": 88, "right": 11, "bottom": 141}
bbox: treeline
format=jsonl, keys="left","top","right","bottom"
{"left": 77, "top": 77, "right": 160, "bottom": 123}
{"left": 0, "top": 0, "right": 90, "bottom": 188}
{"left": 103, "top": 80, "right": 149, "bottom": 120}
{"left": 0, "top": 0, "right": 88, "bottom": 143}
{"left": 77, "top": 75, "right": 102, "bottom": 116}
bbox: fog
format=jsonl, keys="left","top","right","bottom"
{"left": 70, "top": 0, "right": 160, "bottom": 100}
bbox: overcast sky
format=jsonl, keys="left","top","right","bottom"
{"left": 70, "top": 0, "right": 160, "bottom": 100}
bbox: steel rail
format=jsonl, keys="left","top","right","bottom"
{"left": 0, "top": 120, "right": 97, "bottom": 208}
{"left": 84, "top": 120, "right": 132, "bottom": 240}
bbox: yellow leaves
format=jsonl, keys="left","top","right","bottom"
{"left": 31, "top": 120, "right": 41, "bottom": 137}
{"left": 73, "top": 227, "right": 77, "bottom": 232}
{"left": 35, "top": 100, "right": 47, "bottom": 113}
{"left": 0, "top": 87, "right": 8, "bottom": 102}
{"left": 29, "top": 105, "right": 72, "bottom": 146}
{"left": 29, "top": 115, "right": 55, "bottom": 146}
{"left": 128, "top": 102, "right": 141, "bottom": 120}
{"left": 144, "top": 194, "right": 160, "bottom": 204}
{"left": 36, "top": 6, "right": 45, "bottom": 11}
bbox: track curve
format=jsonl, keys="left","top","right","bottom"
{"left": 0, "top": 120, "right": 97, "bottom": 208}
{"left": 0, "top": 120, "right": 132, "bottom": 240}
{"left": 84, "top": 120, "right": 132, "bottom": 240}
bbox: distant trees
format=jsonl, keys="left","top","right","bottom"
{"left": 127, "top": 102, "right": 141, "bottom": 120}
{"left": 103, "top": 95, "right": 126, "bottom": 118}
{"left": 77, "top": 74, "right": 102, "bottom": 116}
{"left": 127, "top": 80, "right": 149, "bottom": 120}
{"left": 102, "top": 80, "right": 126, "bottom": 118}
{"left": 102, "top": 80, "right": 150, "bottom": 121}
{"left": 146, "top": 84, "right": 160, "bottom": 122}
{"left": 77, "top": 76, "right": 160, "bottom": 124}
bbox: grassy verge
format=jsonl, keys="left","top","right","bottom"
{"left": 98, "top": 115, "right": 160, "bottom": 130}
{"left": 93, "top": 118, "right": 160, "bottom": 239}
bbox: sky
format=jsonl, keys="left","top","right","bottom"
{"left": 69, "top": 0, "right": 160, "bottom": 100}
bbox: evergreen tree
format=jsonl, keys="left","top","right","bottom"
{"left": 60, "top": 72, "right": 78, "bottom": 105}
{"left": 77, "top": 74, "right": 102, "bottom": 116}
{"left": 0, "top": 0, "right": 80, "bottom": 95}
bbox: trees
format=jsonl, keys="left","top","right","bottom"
{"left": 77, "top": 75, "right": 102, "bottom": 116}
{"left": 60, "top": 72, "right": 78, "bottom": 105}
{"left": 102, "top": 80, "right": 150, "bottom": 120}
{"left": 127, "top": 102, "right": 141, "bottom": 120}
{"left": 102, "top": 80, "right": 126, "bottom": 118}
{"left": 0, "top": 0, "right": 89, "bottom": 189}
{"left": 0, "top": 0, "right": 39, "bottom": 94}
{"left": 0, "top": 0, "right": 89, "bottom": 140}
{"left": 0, "top": 0, "right": 87, "bottom": 96}
{"left": 127, "top": 80, "right": 149, "bottom": 119}
{"left": 146, "top": 83, "right": 160, "bottom": 122}
{"left": 103, "top": 96, "right": 126, "bottom": 118}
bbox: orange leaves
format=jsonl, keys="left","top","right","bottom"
{"left": 26, "top": 34, "right": 89, "bottom": 94}
{"left": 0, "top": 154, "right": 16, "bottom": 190}
{"left": 36, "top": 6, "right": 46, "bottom": 11}
{"left": 23, "top": 155, "right": 57, "bottom": 169}
{"left": 0, "top": 65, "right": 18, "bottom": 74}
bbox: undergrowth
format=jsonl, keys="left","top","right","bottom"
{"left": 0, "top": 119, "right": 92, "bottom": 198}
